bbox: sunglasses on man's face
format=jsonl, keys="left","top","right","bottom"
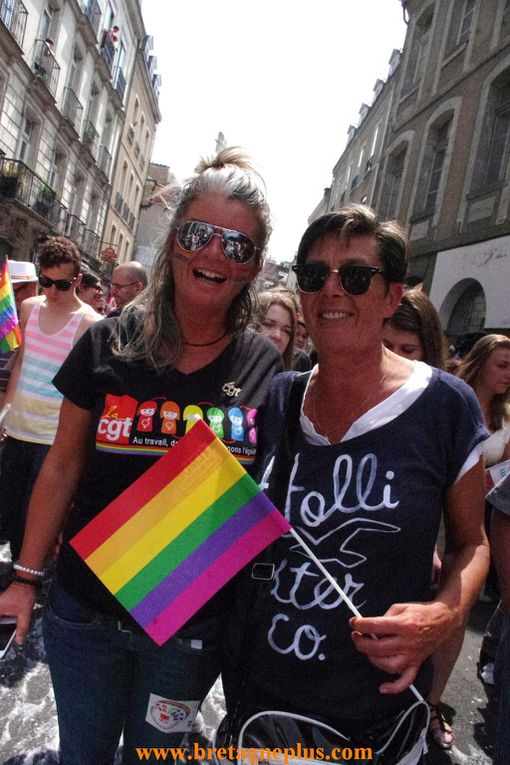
{"left": 38, "top": 274, "right": 78, "bottom": 291}
{"left": 292, "top": 262, "right": 384, "bottom": 295}
{"left": 176, "top": 220, "right": 259, "bottom": 265}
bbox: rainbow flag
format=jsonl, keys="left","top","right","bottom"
{"left": 71, "top": 418, "right": 290, "bottom": 645}
{"left": 0, "top": 260, "right": 21, "bottom": 356}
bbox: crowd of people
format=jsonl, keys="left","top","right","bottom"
{"left": 0, "top": 148, "right": 509, "bottom": 765}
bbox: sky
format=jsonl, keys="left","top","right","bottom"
{"left": 140, "top": 1, "right": 408, "bottom": 263}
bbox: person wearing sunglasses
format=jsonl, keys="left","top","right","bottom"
{"left": 222, "top": 204, "right": 489, "bottom": 763}
{"left": 76, "top": 271, "right": 106, "bottom": 314}
{"left": 0, "top": 237, "right": 99, "bottom": 563}
{"left": 0, "top": 148, "right": 283, "bottom": 764}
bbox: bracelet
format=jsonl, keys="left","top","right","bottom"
{"left": 10, "top": 572, "right": 42, "bottom": 588}
{"left": 13, "top": 562, "right": 45, "bottom": 578}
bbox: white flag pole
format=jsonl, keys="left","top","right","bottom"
{"left": 289, "top": 526, "right": 424, "bottom": 703}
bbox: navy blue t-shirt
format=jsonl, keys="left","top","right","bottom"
{"left": 224, "top": 368, "right": 487, "bottom": 725}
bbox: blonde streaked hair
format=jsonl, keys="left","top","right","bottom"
{"left": 113, "top": 147, "right": 271, "bottom": 368}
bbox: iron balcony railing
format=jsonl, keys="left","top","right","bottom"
{"left": 98, "top": 145, "right": 112, "bottom": 177}
{"left": 128, "top": 212, "right": 135, "bottom": 231}
{"left": 0, "top": 0, "right": 28, "bottom": 48}
{"left": 113, "top": 191, "right": 123, "bottom": 213}
{"left": 83, "top": 228, "right": 101, "bottom": 260}
{"left": 133, "top": 141, "right": 140, "bottom": 158}
{"left": 127, "top": 125, "right": 135, "bottom": 144}
{"left": 65, "top": 213, "right": 86, "bottom": 247}
{"left": 62, "top": 87, "right": 83, "bottom": 133}
{"left": 0, "top": 157, "right": 68, "bottom": 233}
{"left": 114, "top": 67, "right": 126, "bottom": 102}
{"left": 33, "top": 38, "right": 60, "bottom": 98}
{"left": 83, "top": 0, "right": 100, "bottom": 37}
{"left": 121, "top": 201, "right": 130, "bottom": 222}
{"left": 100, "top": 32, "right": 115, "bottom": 72}
{"left": 83, "top": 119, "right": 99, "bottom": 156}
{"left": 139, "top": 153, "right": 145, "bottom": 171}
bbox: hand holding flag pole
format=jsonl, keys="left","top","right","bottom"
{"left": 71, "top": 417, "right": 423, "bottom": 701}
{"left": 289, "top": 526, "right": 424, "bottom": 702}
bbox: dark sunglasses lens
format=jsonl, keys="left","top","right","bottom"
{"left": 177, "top": 221, "right": 213, "bottom": 252}
{"left": 39, "top": 275, "right": 72, "bottom": 290}
{"left": 221, "top": 233, "right": 254, "bottom": 264}
{"left": 340, "top": 266, "right": 373, "bottom": 295}
{"left": 296, "top": 264, "right": 328, "bottom": 292}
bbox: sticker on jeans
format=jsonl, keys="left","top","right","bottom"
{"left": 146, "top": 695, "right": 199, "bottom": 733}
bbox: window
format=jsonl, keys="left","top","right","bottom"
{"left": 370, "top": 123, "right": 380, "bottom": 158}
{"left": 104, "top": 1, "right": 116, "bottom": 31}
{"left": 49, "top": 147, "right": 63, "bottom": 190}
{"left": 413, "top": 15, "right": 432, "bottom": 85}
{"left": 380, "top": 147, "right": 407, "bottom": 219}
{"left": 473, "top": 74, "right": 510, "bottom": 189}
{"left": 403, "top": 9, "right": 433, "bottom": 92}
{"left": 458, "top": 0, "right": 475, "bottom": 45}
{"left": 485, "top": 81, "right": 510, "bottom": 185}
{"left": 18, "top": 116, "right": 35, "bottom": 164}
{"left": 414, "top": 119, "right": 451, "bottom": 216}
{"left": 425, "top": 121, "right": 450, "bottom": 211}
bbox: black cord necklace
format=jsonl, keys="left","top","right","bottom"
{"left": 183, "top": 331, "right": 229, "bottom": 348}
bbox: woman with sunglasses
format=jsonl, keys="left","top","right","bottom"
{"left": 222, "top": 204, "right": 489, "bottom": 763}
{"left": 0, "top": 236, "right": 99, "bottom": 562}
{"left": 0, "top": 148, "right": 283, "bottom": 764}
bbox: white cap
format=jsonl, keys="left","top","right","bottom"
{"left": 7, "top": 260, "right": 38, "bottom": 283}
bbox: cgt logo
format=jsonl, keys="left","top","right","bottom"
{"left": 97, "top": 394, "right": 137, "bottom": 444}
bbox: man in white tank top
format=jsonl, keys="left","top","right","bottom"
{"left": 0, "top": 236, "right": 99, "bottom": 562}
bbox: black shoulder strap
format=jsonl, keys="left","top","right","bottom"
{"left": 265, "top": 371, "right": 311, "bottom": 511}
{"left": 224, "top": 372, "right": 311, "bottom": 741}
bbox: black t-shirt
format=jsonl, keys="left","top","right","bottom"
{"left": 53, "top": 319, "right": 283, "bottom": 626}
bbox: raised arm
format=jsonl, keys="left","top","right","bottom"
{"left": 350, "top": 457, "right": 489, "bottom": 693}
{"left": 0, "top": 398, "right": 92, "bottom": 642}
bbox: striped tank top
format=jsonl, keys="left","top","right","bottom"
{"left": 7, "top": 301, "right": 88, "bottom": 445}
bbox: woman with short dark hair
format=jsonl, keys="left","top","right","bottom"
{"left": 223, "top": 204, "right": 489, "bottom": 764}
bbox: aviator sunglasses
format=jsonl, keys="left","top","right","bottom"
{"left": 176, "top": 220, "right": 259, "bottom": 264}
{"left": 38, "top": 274, "right": 78, "bottom": 291}
{"left": 292, "top": 263, "right": 384, "bottom": 295}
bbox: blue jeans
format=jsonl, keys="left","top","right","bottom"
{"left": 495, "top": 613, "right": 510, "bottom": 765}
{"left": 0, "top": 436, "right": 50, "bottom": 560}
{"left": 43, "top": 582, "right": 222, "bottom": 764}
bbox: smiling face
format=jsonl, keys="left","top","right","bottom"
{"left": 300, "top": 233, "right": 403, "bottom": 360}
{"left": 170, "top": 194, "right": 262, "bottom": 329}
{"left": 259, "top": 303, "right": 293, "bottom": 355}
{"left": 382, "top": 324, "right": 424, "bottom": 361}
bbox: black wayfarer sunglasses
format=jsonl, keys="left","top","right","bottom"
{"left": 292, "top": 263, "right": 384, "bottom": 295}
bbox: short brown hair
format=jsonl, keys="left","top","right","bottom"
{"left": 38, "top": 236, "right": 81, "bottom": 276}
{"left": 297, "top": 203, "right": 408, "bottom": 283}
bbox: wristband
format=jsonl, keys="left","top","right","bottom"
{"left": 13, "top": 562, "right": 45, "bottom": 578}
{"left": 10, "top": 572, "right": 42, "bottom": 588}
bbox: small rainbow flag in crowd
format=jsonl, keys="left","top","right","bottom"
{"left": 0, "top": 260, "right": 21, "bottom": 356}
{"left": 71, "top": 418, "right": 290, "bottom": 645}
